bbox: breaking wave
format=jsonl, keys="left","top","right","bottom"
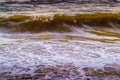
{"left": 0, "top": 13, "right": 120, "bottom": 32}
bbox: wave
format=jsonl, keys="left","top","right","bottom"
{"left": 0, "top": 13, "right": 120, "bottom": 38}
{"left": 0, "top": 13, "right": 120, "bottom": 33}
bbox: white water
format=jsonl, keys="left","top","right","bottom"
{"left": 0, "top": 28, "right": 120, "bottom": 79}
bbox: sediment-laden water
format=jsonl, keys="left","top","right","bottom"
{"left": 0, "top": 2, "right": 120, "bottom": 80}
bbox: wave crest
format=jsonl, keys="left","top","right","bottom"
{"left": 0, "top": 13, "right": 120, "bottom": 32}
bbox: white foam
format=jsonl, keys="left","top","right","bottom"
{"left": 0, "top": 37, "right": 120, "bottom": 75}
